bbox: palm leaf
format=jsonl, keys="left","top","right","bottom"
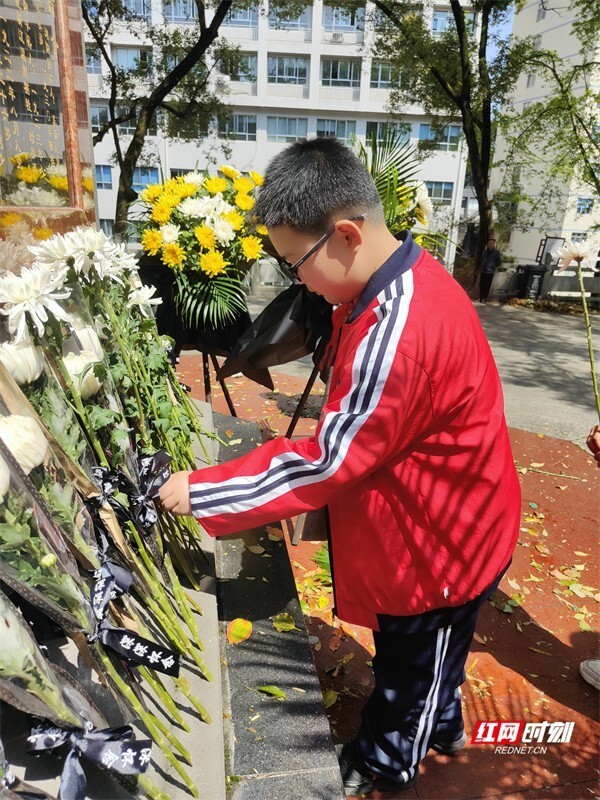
{"left": 174, "top": 270, "right": 248, "bottom": 331}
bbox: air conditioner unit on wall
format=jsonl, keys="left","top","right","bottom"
{"left": 331, "top": 32, "right": 344, "bottom": 43}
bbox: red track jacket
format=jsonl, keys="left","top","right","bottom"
{"left": 189, "top": 232, "right": 521, "bottom": 630}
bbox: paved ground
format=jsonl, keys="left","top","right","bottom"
{"left": 178, "top": 292, "right": 599, "bottom": 800}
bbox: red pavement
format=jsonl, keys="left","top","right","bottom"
{"left": 178, "top": 354, "right": 599, "bottom": 800}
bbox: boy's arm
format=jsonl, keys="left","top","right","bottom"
{"left": 174, "top": 310, "right": 434, "bottom": 537}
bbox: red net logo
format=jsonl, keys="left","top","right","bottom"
{"left": 471, "top": 721, "right": 526, "bottom": 745}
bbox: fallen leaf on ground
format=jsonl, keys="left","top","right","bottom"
{"left": 256, "top": 685, "right": 286, "bottom": 700}
{"left": 246, "top": 544, "right": 265, "bottom": 555}
{"left": 227, "top": 618, "right": 252, "bottom": 644}
{"left": 529, "top": 647, "right": 551, "bottom": 656}
{"left": 272, "top": 612, "right": 297, "bottom": 632}
{"left": 473, "top": 633, "right": 487, "bottom": 645}
{"left": 323, "top": 689, "right": 338, "bottom": 708}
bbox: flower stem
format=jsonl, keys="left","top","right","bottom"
{"left": 576, "top": 261, "right": 600, "bottom": 421}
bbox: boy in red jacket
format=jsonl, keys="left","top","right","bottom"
{"left": 159, "top": 138, "right": 521, "bottom": 795}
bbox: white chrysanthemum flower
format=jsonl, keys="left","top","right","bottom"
{"left": 206, "top": 196, "right": 235, "bottom": 218}
{"left": 45, "top": 163, "right": 68, "bottom": 178}
{"left": 68, "top": 314, "right": 104, "bottom": 361}
{"left": 554, "top": 240, "right": 600, "bottom": 272}
{"left": 0, "top": 415, "right": 48, "bottom": 474}
{"left": 182, "top": 172, "right": 205, "bottom": 185}
{"left": 208, "top": 216, "right": 236, "bottom": 246}
{"left": 6, "top": 185, "right": 66, "bottom": 207}
{"left": 0, "top": 453, "right": 9, "bottom": 502}
{"left": 0, "top": 263, "right": 71, "bottom": 342}
{"left": 414, "top": 183, "right": 433, "bottom": 220}
{"left": 82, "top": 166, "right": 93, "bottom": 180}
{"left": 160, "top": 223, "right": 181, "bottom": 243}
{"left": 65, "top": 226, "right": 111, "bottom": 274}
{"left": 0, "top": 339, "right": 45, "bottom": 384}
{"left": 63, "top": 351, "right": 103, "bottom": 399}
{"left": 0, "top": 238, "right": 36, "bottom": 273}
{"left": 128, "top": 285, "right": 163, "bottom": 317}
{"left": 29, "top": 230, "right": 84, "bottom": 273}
{"left": 179, "top": 197, "right": 209, "bottom": 218}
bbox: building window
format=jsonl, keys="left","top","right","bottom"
{"left": 267, "top": 116, "right": 308, "bottom": 142}
{"left": 536, "top": 2, "right": 546, "bottom": 21}
{"left": 99, "top": 219, "right": 114, "bottom": 236}
{"left": 370, "top": 61, "right": 392, "bottom": 89}
{"left": 316, "top": 118, "right": 356, "bottom": 142}
{"left": 576, "top": 197, "right": 594, "bottom": 214}
{"left": 268, "top": 6, "right": 311, "bottom": 29}
{"left": 170, "top": 168, "right": 188, "bottom": 177}
{"left": 225, "top": 4, "right": 258, "bottom": 27}
{"left": 221, "top": 52, "right": 257, "bottom": 82}
{"left": 366, "top": 121, "right": 409, "bottom": 143}
{"left": 322, "top": 4, "right": 364, "bottom": 31}
{"left": 571, "top": 232, "right": 587, "bottom": 243}
{"left": 0, "top": 19, "right": 52, "bottom": 59}
{"left": 122, "top": 0, "right": 151, "bottom": 17}
{"left": 431, "top": 10, "right": 452, "bottom": 34}
{"left": 526, "top": 73, "right": 535, "bottom": 88}
{"left": 86, "top": 47, "right": 102, "bottom": 75}
{"left": 419, "top": 123, "right": 461, "bottom": 151}
{"left": 164, "top": 0, "right": 197, "bottom": 21}
{"left": 268, "top": 55, "right": 309, "bottom": 85}
{"left": 532, "top": 34, "right": 542, "bottom": 50}
{"left": 426, "top": 181, "right": 454, "bottom": 205}
{"left": 113, "top": 47, "right": 152, "bottom": 71}
{"left": 95, "top": 164, "right": 112, "bottom": 190}
{"left": 132, "top": 167, "right": 159, "bottom": 192}
{"left": 1, "top": 81, "right": 60, "bottom": 125}
{"left": 321, "top": 58, "right": 361, "bottom": 88}
{"left": 219, "top": 113, "right": 257, "bottom": 141}
{"left": 90, "top": 104, "right": 109, "bottom": 133}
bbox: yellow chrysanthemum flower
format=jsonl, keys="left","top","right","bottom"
{"left": 256, "top": 223, "right": 268, "bottom": 236}
{"left": 0, "top": 212, "right": 22, "bottom": 228}
{"left": 141, "top": 184, "right": 163, "bottom": 204}
{"left": 233, "top": 176, "right": 254, "bottom": 194}
{"left": 249, "top": 170, "right": 264, "bottom": 186}
{"left": 235, "top": 192, "right": 254, "bottom": 211}
{"left": 141, "top": 227, "right": 163, "bottom": 255}
{"left": 15, "top": 165, "right": 44, "bottom": 184}
{"left": 162, "top": 242, "right": 186, "bottom": 269}
{"left": 199, "top": 250, "right": 229, "bottom": 278}
{"left": 151, "top": 202, "right": 173, "bottom": 225}
{"left": 177, "top": 182, "right": 198, "bottom": 198}
{"left": 10, "top": 152, "right": 30, "bottom": 166}
{"left": 240, "top": 235, "right": 262, "bottom": 262}
{"left": 159, "top": 190, "right": 182, "bottom": 209}
{"left": 46, "top": 174, "right": 69, "bottom": 192}
{"left": 163, "top": 178, "right": 181, "bottom": 194}
{"left": 194, "top": 224, "right": 216, "bottom": 250}
{"left": 82, "top": 177, "right": 94, "bottom": 193}
{"left": 220, "top": 165, "right": 240, "bottom": 179}
{"left": 204, "top": 176, "right": 228, "bottom": 195}
{"left": 32, "top": 226, "right": 53, "bottom": 240}
{"left": 224, "top": 210, "right": 244, "bottom": 231}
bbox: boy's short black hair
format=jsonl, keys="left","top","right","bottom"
{"left": 255, "top": 137, "right": 384, "bottom": 234}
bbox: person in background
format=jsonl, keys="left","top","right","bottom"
{"left": 478, "top": 237, "right": 502, "bottom": 303}
{"left": 159, "top": 138, "right": 521, "bottom": 796}
{"left": 580, "top": 424, "right": 600, "bottom": 690}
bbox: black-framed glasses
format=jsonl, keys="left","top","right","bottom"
{"left": 276, "top": 214, "right": 367, "bottom": 282}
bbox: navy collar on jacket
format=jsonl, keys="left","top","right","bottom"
{"left": 346, "top": 230, "right": 422, "bottom": 324}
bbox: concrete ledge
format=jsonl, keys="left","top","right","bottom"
{"left": 212, "top": 412, "right": 345, "bottom": 800}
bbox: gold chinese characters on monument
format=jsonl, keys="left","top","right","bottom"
{"left": 0, "top": 0, "right": 96, "bottom": 270}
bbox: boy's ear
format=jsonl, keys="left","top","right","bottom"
{"left": 334, "top": 219, "right": 364, "bottom": 249}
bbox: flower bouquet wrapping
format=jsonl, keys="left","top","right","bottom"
{"left": 138, "top": 167, "right": 267, "bottom": 330}
{"left": 0, "top": 437, "right": 94, "bottom": 634}
{"left": 0, "top": 395, "right": 99, "bottom": 571}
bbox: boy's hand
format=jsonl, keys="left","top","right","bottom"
{"left": 159, "top": 470, "right": 193, "bottom": 515}
{"left": 587, "top": 425, "right": 600, "bottom": 468}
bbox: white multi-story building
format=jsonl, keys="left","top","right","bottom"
{"left": 87, "top": 1, "right": 469, "bottom": 266}
{"left": 489, "top": 0, "right": 600, "bottom": 263}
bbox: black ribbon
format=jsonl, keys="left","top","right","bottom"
{"left": 89, "top": 526, "right": 180, "bottom": 678}
{"left": 87, "top": 450, "right": 172, "bottom": 534}
{"left": 27, "top": 721, "right": 151, "bottom": 800}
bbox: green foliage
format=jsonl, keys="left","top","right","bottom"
{"left": 174, "top": 268, "right": 249, "bottom": 331}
